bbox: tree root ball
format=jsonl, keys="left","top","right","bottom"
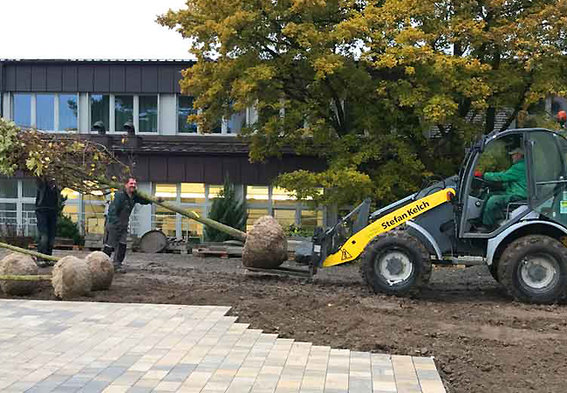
{"left": 0, "top": 253, "right": 38, "bottom": 295}
{"left": 85, "top": 251, "right": 114, "bottom": 291}
{"left": 51, "top": 256, "right": 92, "bottom": 299}
{"left": 242, "top": 215, "right": 288, "bottom": 268}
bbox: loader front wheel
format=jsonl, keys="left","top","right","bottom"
{"left": 361, "top": 232, "right": 431, "bottom": 296}
{"left": 498, "top": 235, "right": 567, "bottom": 304}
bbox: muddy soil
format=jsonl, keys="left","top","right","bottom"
{"left": 2, "top": 250, "right": 567, "bottom": 393}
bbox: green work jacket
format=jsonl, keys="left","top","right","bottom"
{"left": 483, "top": 159, "right": 528, "bottom": 199}
{"left": 107, "top": 190, "right": 151, "bottom": 229}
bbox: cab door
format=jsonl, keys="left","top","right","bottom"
{"left": 529, "top": 131, "right": 567, "bottom": 225}
{"left": 458, "top": 131, "right": 528, "bottom": 238}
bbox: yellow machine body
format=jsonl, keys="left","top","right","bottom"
{"left": 322, "top": 188, "right": 456, "bottom": 267}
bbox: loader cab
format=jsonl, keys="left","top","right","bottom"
{"left": 458, "top": 129, "right": 567, "bottom": 238}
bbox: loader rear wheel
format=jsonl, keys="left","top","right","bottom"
{"left": 498, "top": 235, "right": 567, "bottom": 304}
{"left": 361, "top": 231, "right": 431, "bottom": 296}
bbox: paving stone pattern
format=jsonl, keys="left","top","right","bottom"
{"left": 0, "top": 300, "right": 445, "bottom": 393}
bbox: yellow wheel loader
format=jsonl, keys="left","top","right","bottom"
{"left": 298, "top": 128, "right": 567, "bottom": 304}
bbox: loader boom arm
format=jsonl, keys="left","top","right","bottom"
{"left": 321, "top": 188, "right": 455, "bottom": 267}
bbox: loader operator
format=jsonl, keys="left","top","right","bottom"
{"left": 103, "top": 178, "right": 151, "bottom": 272}
{"left": 475, "top": 147, "right": 527, "bottom": 231}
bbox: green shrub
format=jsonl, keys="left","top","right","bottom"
{"left": 205, "top": 178, "right": 247, "bottom": 242}
{"left": 284, "top": 224, "right": 315, "bottom": 238}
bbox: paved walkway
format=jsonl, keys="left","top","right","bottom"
{"left": 0, "top": 300, "right": 445, "bottom": 393}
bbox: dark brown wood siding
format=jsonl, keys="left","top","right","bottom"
{"left": 0, "top": 60, "right": 193, "bottom": 94}
{"left": 125, "top": 153, "right": 324, "bottom": 185}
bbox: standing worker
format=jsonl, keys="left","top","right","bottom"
{"left": 103, "top": 177, "right": 151, "bottom": 272}
{"left": 35, "top": 177, "right": 59, "bottom": 266}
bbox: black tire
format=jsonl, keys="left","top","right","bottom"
{"left": 497, "top": 235, "right": 567, "bottom": 304}
{"left": 360, "top": 231, "right": 431, "bottom": 295}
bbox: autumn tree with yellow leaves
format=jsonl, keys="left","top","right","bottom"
{"left": 159, "top": 0, "right": 567, "bottom": 206}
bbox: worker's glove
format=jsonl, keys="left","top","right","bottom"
{"left": 474, "top": 170, "right": 483, "bottom": 178}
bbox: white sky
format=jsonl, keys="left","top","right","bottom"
{"left": 0, "top": 0, "right": 194, "bottom": 60}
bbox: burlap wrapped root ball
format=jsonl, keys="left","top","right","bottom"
{"left": 0, "top": 253, "right": 39, "bottom": 295}
{"left": 85, "top": 251, "right": 114, "bottom": 291}
{"left": 242, "top": 215, "right": 288, "bottom": 268}
{"left": 51, "top": 256, "right": 92, "bottom": 299}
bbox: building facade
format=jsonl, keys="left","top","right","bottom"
{"left": 0, "top": 59, "right": 326, "bottom": 240}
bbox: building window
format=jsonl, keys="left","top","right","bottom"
{"left": 0, "top": 203, "right": 18, "bottom": 233}
{"left": 59, "top": 94, "right": 78, "bottom": 131}
{"left": 153, "top": 184, "right": 177, "bottom": 237}
{"left": 274, "top": 209, "right": 296, "bottom": 229}
{"left": 178, "top": 95, "right": 198, "bottom": 133}
{"left": 13, "top": 94, "right": 32, "bottom": 127}
{"left": 36, "top": 94, "right": 55, "bottom": 130}
{"left": 0, "top": 179, "right": 18, "bottom": 198}
{"left": 246, "top": 186, "right": 269, "bottom": 203}
{"left": 13, "top": 93, "right": 78, "bottom": 131}
{"left": 181, "top": 208, "right": 204, "bottom": 238}
{"left": 115, "top": 95, "right": 133, "bottom": 132}
{"left": 0, "top": 179, "right": 38, "bottom": 237}
{"left": 91, "top": 94, "right": 109, "bottom": 132}
{"left": 22, "top": 179, "right": 36, "bottom": 198}
{"left": 180, "top": 183, "right": 205, "bottom": 204}
{"left": 82, "top": 191, "right": 106, "bottom": 235}
{"left": 139, "top": 95, "right": 158, "bottom": 133}
{"left": 151, "top": 183, "right": 235, "bottom": 239}
{"left": 246, "top": 209, "right": 270, "bottom": 231}
{"left": 246, "top": 186, "right": 270, "bottom": 231}
{"left": 90, "top": 94, "right": 159, "bottom": 133}
{"left": 226, "top": 111, "right": 245, "bottom": 134}
{"left": 245, "top": 185, "right": 324, "bottom": 233}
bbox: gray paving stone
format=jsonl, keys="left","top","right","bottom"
{"left": 80, "top": 379, "right": 112, "bottom": 392}
{"left": 0, "top": 300, "right": 444, "bottom": 393}
{"left": 126, "top": 387, "right": 153, "bottom": 393}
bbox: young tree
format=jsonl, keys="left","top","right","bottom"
{"left": 204, "top": 178, "right": 247, "bottom": 242}
{"left": 159, "top": 0, "right": 566, "bottom": 206}
{"left": 0, "top": 118, "right": 130, "bottom": 194}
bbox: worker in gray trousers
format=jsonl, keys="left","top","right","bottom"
{"left": 103, "top": 177, "right": 151, "bottom": 272}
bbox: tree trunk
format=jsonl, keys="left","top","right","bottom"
{"left": 0, "top": 275, "right": 52, "bottom": 281}
{"left": 0, "top": 241, "right": 59, "bottom": 262}
{"left": 134, "top": 190, "right": 248, "bottom": 242}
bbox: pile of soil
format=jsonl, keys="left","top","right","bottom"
{"left": 2, "top": 250, "right": 566, "bottom": 393}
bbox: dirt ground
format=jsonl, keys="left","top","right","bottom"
{"left": 2, "top": 250, "right": 567, "bottom": 393}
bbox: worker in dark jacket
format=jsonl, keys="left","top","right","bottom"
{"left": 477, "top": 147, "right": 527, "bottom": 230}
{"left": 103, "top": 177, "right": 151, "bottom": 272}
{"left": 35, "top": 177, "right": 59, "bottom": 265}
